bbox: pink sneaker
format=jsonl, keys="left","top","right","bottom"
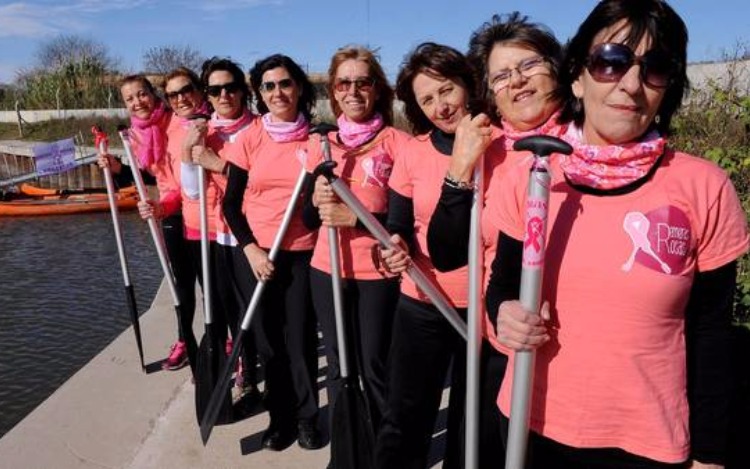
{"left": 163, "top": 341, "right": 188, "bottom": 370}
{"left": 225, "top": 337, "right": 233, "bottom": 356}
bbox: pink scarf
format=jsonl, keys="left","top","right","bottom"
{"left": 502, "top": 111, "right": 565, "bottom": 150}
{"left": 337, "top": 113, "right": 384, "bottom": 148}
{"left": 175, "top": 101, "right": 211, "bottom": 129}
{"left": 130, "top": 101, "right": 167, "bottom": 168}
{"left": 559, "top": 125, "right": 666, "bottom": 190}
{"left": 262, "top": 112, "right": 309, "bottom": 142}
{"left": 209, "top": 109, "right": 254, "bottom": 137}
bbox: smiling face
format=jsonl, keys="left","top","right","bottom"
{"left": 207, "top": 70, "right": 243, "bottom": 119}
{"left": 165, "top": 75, "right": 204, "bottom": 118}
{"left": 412, "top": 71, "right": 468, "bottom": 134}
{"left": 488, "top": 43, "right": 558, "bottom": 131}
{"left": 259, "top": 66, "right": 300, "bottom": 122}
{"left": 332, "top": 59, "right": 377, "bottom": 123}
{"left": 572, "top": 21, "right": 667, "bottom": 145}
{"left": 120, "top": 81, "right": 157, "bottom": 120}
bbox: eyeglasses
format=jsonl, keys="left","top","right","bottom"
{"left": 164, "top": 83, "right": 195, "bottom": 101}
{"left": 585, "top": 43, "right": 675, "bottom": 89}
{"left": 206, "top": 82, "right": 242, "bottom": 97}
{"left": 334, "top": 77, "right": 375, "bottom": 93}
{"left": 489, "top": 56, "right": 548, "bottom": 94}
{"left": 259, "top": 78, "right": 295, "bottom": 93}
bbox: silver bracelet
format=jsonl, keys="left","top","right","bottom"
{"left": 443, "top": 171, "right": 475, "bottom": 191}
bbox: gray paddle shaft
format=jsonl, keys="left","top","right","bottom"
{"left": 118, "top": 130, "right": 181, "bottom": 308}
{"left": 198, "top": 167, "right": 213, "bottom": 325}
{"left": 100, "top": 147, "right": 131, "bottom": 287}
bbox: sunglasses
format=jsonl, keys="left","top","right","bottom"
{"left": 585, "top": 43, "right": 675, "bottom": 89}
{"left": 206, "top": 82, "right": 242, "bottom": 97}
{"left": 489, "top": 56, "right": 548, "bottom": 94}
{"left": 259, "top": 78, "right": 295, "bottom": 93}
{"left": 164, "top": 83, "right": 195, "bottom": 101}
{"left": 334, "top": 77, "right": 375, "bottom": 93}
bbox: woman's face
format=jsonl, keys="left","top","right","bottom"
{"left": 333, "top": 59, "right": 378, "bottom": 123}
{"left": 121, "top": 81, "right": 157, "bottom": 120}
{"left": 207, "top": 70, "right": 244, "bottom": 119}
{"left": 488, "top": 44, "right": 558, "bottom": 131}
{"left": 572, "top": 21, "right": 667, "bottom": 145}
{"left": 259, "top": 66, "right": 300, "bottom": 122}
{"left": 165, "top": 75, "right": 204, "bottom": 118}
{"left": 412, "top": 72, "right": 469, "bottom": 134}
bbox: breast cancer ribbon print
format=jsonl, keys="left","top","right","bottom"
{"left": 523, "top": 196, "right": 547, "bottom": 268}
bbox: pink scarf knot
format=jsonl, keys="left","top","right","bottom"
{"left": 559, "top": 125, "right": 666, "bottom": 190}
{"left": 502, "top": 111, "right": 565, "bottom": 150}
{"left": 262, "top": 112, "right": 309, "bottom": 142}
{"left": 337, "top": 113, "right": 384, "bottom": 148}
{"left": 130, "top": 101, "right": 168, "bottom": 169}
{"left": 210, "top": 109, "right": 254, "bottom": 137}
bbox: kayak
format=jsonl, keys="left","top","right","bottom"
{"left": 0, "top": 186, "right": 139, "bottom": 217}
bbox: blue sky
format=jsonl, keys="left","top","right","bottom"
{"left": 0, "top": 0, "right": 747, "bottom": 84}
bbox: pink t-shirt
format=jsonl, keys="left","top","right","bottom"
{"left": 487, "top": 150, "right": 749, "bottom": 463}
{"left": 227, "top": 125, "right": 316, "bottom": 251}
{"left": 389, "top": 133, "right": 504, "bottom": 307}
{"left": 306, "top": 126, "right": 409, "bottom": 280}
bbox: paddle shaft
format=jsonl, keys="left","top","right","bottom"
{"left": 198, "top": 167, "right": 213, "bottom": 324}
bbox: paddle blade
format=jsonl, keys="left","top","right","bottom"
{"left": 194, "top": 323, "right": 233, "bottom": 426}
{"left": 330, "top": 379, "right": 376, "bottom": 469}
{"left": 124, "top": 285, "right": 145, "bottom": 371}
{"left": 199, "top": 328, "right": 245, "bottom": 444}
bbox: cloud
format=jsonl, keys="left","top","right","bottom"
{"left": 191, "top": 0, "right": 283, "bottom": 13}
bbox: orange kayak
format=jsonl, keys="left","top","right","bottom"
{"left": 0, "top": 186, "right": 139, "bottom": 217}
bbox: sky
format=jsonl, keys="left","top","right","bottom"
{"left": 0, "top": 0, "right": 748, "bottom": 84}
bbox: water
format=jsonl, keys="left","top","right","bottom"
{"left": 0, "top": 211, "right": 162, "bottom": 437}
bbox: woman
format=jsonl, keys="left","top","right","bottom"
{"left": 100, "top": 74, "right": 198, "bottom": 372}
{"left": 222, "top": 54, "right": 322, "bottom": 451}
{"left": 487, "top": 1, "right": 748, "bottom": 467}
{"left": 182, "top": 57, "right": 259, "bottom": 401}
{"left": 302, "top": 45, "right": 408, "bottom": 467}
{"left": 425, "top": 13, "right": 564, "bottom": 468}
{"left": 374, "top": 42, "right": 488, "bottom": 469}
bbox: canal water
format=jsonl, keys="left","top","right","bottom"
{"left": 0, "top": 211, "right": 162, "bottom": 437}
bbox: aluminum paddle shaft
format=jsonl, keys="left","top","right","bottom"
{"left": 504, "top": 136, "right": 572, "bottom": 469}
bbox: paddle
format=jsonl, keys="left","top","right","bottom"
{"left": 92, "top": 125, "right": 145, "bottom": 371}
{"left": 116, "top": 125, "right": 195, "bottom": 374}
{"left": 190, "top": 114, "right": 233, "bottom": 424}
{"left": 310, "top": 123, "right": 375, "bottom": 469}
{"left": 199, "top": 161, "right": 310, "bottom": 444}
{"left": 504, "top": 135, "right": 572, "bottom": 469}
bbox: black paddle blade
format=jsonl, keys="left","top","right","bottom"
{"left": 330, "top": 379, "right": 376, "bottom": 469}
{"left": 195, "top": 323, "right": 233, "bottom": 426}
{"left": 124, "top": 285, "right": 145, "bottom": 372}
{"left": 200, "top": 328, "right": 246, "bottom": 444}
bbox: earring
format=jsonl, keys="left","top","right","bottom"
{"left": 654, "top": 114, "right": 661, "bottom": 125}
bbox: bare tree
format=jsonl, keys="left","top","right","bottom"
{"left": 142, "top": 45, "right": 206, "bottom": 75}
{"left": 36, "top": 34, "right": 116, "bottom": 72}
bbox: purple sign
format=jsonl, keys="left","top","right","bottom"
{"left": 33, "top": 138, "right": 77, "bottom": 176}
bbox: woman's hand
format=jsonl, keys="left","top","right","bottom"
{"left": 449, "top": 113, "right": 493, "bottom": 182}
{"left": 244, "top": 244, "right": 274, "bottom": 281}
{"left": 378, "top": 234, "right": 410, "bottom": 274}
{"left": 312, "top": 175, "right": 337, "bottom": 207}
{"left": 317, "top": 202, "right": 356, "bottom": 227}
{"left": 137, "top": 200, "right": 163, "bottom": 221}
{"left": 97, "top": 153, "right": 122, "bottom": 174}
{"left": 495, "top": 300, "right": 551, "bottom": 351}
{"left": 191, "top": 146, "right": 225, "bottom": 173}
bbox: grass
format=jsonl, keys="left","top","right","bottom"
{"left": 0, "top": 116, "right": 128, "bottom": 147}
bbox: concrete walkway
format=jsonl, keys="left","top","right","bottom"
{"left": 0, "top": 283, "right": 449, "bottom": 469}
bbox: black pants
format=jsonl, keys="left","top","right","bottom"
{"left": 376, "top": 295, "right": 467, "bottom": 469}
{"left": 161, "top": 214, "right": 198, "bottom": 365}
{"left": 473, "top": 342, "right": 508, "bottom": 469}
{"left": 233, "top": 248, "right": 319, "bottom": 425}
{"left": 310, "top": 267, "right": 400, "bottom": 434}
{"left": 499, "top": 414, "right": 688, "bottom": 469}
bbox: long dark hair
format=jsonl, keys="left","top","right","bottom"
{"left": 249, "top": 54, "right": 316, "bottom": 121}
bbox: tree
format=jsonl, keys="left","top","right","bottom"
{"left": 142, "top": 45, "right": 206, "bottom": 75}
{"left": 35, "top": 34, "right": 116, "bottom": 72}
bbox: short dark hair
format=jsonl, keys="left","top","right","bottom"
{"left": 164, "top": 67, "right": 203, "bottom": 94}
{"left": 249, "top": 54, "right": 317, "bottom": 121}
{"left": 326, "top": 46, "right": 394, "bottom": 126}
{"left": 467, "top": 12, "right": 563, "bottom": 124}
{"left": 396, "top": 42, "right": 476, "bottom": 135}
{"left": 200, "top": 56, "right": 251, "bottom": 106}
{"left": 558, "top": 0, "right": 689, "bottom": 135}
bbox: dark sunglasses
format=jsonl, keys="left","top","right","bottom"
{"left": 206, "top": 82, "right": 242, "bottom": 97}
{"left": 164, "top": 83, "right": 195, "bottom": 101}
{"left": 259, "top": 78, "right": 295, "bottom": 93}
{"left": 334, "top": 77, "right": 375, "bottom": 93}
{"left": 585, "top": 43, "right": 675, "bottom": 89}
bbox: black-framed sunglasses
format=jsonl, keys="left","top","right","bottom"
{"left": 585, "top": 43, "right": 675, "bottom": 89}
{"left": 206, "top": 82, "right": 242, "bottom": 97}
{"left": 165, "top": 83, "right": 196, "bottom": 101}
{"left": 333, "top": 77, "right": 375, "bottom": 93}
{"left": 259, "top": 78, "right": 295, "bottom": 93}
